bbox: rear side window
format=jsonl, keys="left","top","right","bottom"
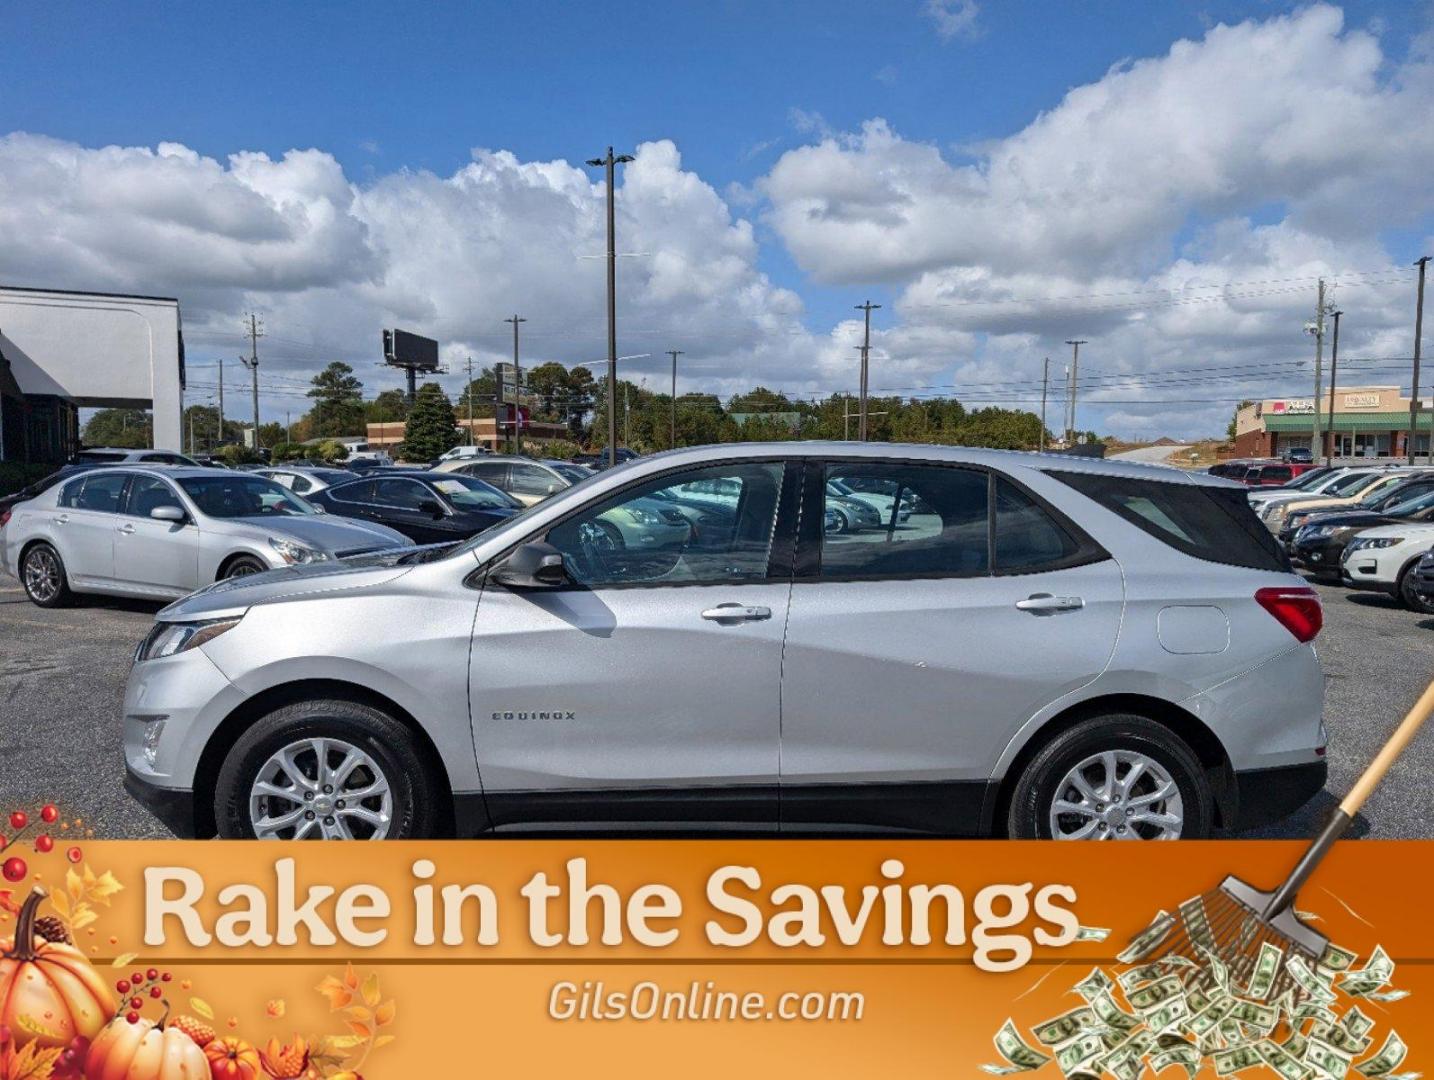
{"left": 68, "top": 473, "right": 129, "bottom": 513}
{"left": 328, "top": 480, "right": 376, "bottom": 503}
{"left": 1263, "top": 466, "right": 1292, "bottom": 483}
{"left": 994, "top": 479, "right": 1083, "bottom": 571}
{"left": 1054, "top": 472, "right": 1290, "bottom": 572}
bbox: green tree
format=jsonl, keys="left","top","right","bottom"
{"left": 306, "top": 362, "right": 366, "bottom": 437}
{"left": 255, "top": 422, "right": 286, "bottom": 449}
{"left": 81, "top": 408, "right": 152, "bottom": 449}
{"left": 400, "top": 382, "right": 460, "bottom": 462}
{"left": 216, "top": 443, "right": 263, "bottom": 466}
{"left": 455, "top": 369, "right": 499, "bottom": 421}
{"left": 365, "top": 388, "right": 411, "bottom": 423}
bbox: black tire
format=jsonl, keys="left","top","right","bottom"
{"left": 1006, "top": 714, "right": 1213, "bottom": 840}
{"left": 832, "top": 507, "right": 852, "bottom": 533}
{"left": 1397, "top": 561, "right": 1434, "bottom": 614}
{"left": 214, "top": 698, "right": 441, "bottom": 839}
{"left": 221, "top": 554, "right": 269, "bottom": 580}
{"left": 20, "top": 542, "right": 73, "bottom": 608}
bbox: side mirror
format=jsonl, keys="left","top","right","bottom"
{"left": 545, "top": 482, "right": 562, "bottom": 495}
{"left": 312, "top": 503, "right": 327, "bottom": 514}
{"left": 491, "top": 541, "right": 569, "bottom": 590}
{"left": 151, "top": 505, "right": 185, "bottom": 523}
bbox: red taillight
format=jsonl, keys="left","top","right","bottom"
{"left": 0, "top": 508, "right": 9, "bottom": 530}
{"left": 1255, "top": 586, "right": 1323, "bottom": 643}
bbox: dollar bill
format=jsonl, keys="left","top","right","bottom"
{"left": 1187, "top": 997, "right": 1236, "bottom": 1039}
{"left": 985, "top": 1019, "right": 1053, "bottom": 1074}
{"left": 1091, "top": 991, "right": 1141, "bottom": 1034}
{"left": 1033, "top": 1006, "right": 1099, "bottom": 1047}
{"left": 1056, "top": 1033, "right": 1107, "bottom": 1076}
{"left": 1319, "top": 943, "right": 1358, "bottom": 973}
{"left": 1312, "top": 1021, "right": 1373, "bottom": 1057}
{"left": 1259, "top": 1039, "right": 1313, "bottom": 1080}
{"left": 1246, "top": 941, "right": 1284, "bottom": 1001}
{"left": 1151, "top": 1044, "right": 1200, "bottom": 1078}
{"left": 1343, "top": 1008, "right": 1375, "bottom": 1040}
{"left": 1200, "top": 945, "right": 1232, "bottom": 993}
{"left": 1356, "top": 1032, "right": 1408, "bottom": 1078}
{"left": 1307, "top": 1037, "right": 1354, "bottom": 1079}
{"left": 1362, "top": 989, "right": 1409, "bottom": 1004}
{"left": 1075, "top": 925, "right": 1112, "bottom": 942}
{"left": 1146, "top": 997, "right": 1191, "bottom": 1034}
{"left": 1340, "top": 947, "right": 1394, "bottom": 997}
{"left": 1227, "top": 998, "right": 1278, "bottom": 1030}
{"left": 1119, "top": 963, "right": 1170, "bottom": 992}
{"left": 1186, "top": 985, "right": 1211, "bottom": 1015}
{"left": 1128, "top": 975, "right": 1185, "bottom": 1014}
{"left": 1118, "top": 911, "right": 1176, "bottom": 965}
{"left": 1073, "top": 968, "right": 1114, "bottom": 1002}
{"left": 1213, "top": 1044, "right": 1264, "bottom": 1076}
{"left": 1288, "top": 955, "right": 1339, "bottom": 1005}
{"left": 1179, "top": 895, "right": 1216, "bottom": 952}
{"left": 1283, "top": 1031, "right": 1310, "bottom": 1060}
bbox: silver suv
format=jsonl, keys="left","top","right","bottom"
{"left": 119, "top": 444, "right": 1327, "bottom": 840}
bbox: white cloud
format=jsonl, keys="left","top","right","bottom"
{"left": 924, "top": 0, "right": 980, "bottom": 42}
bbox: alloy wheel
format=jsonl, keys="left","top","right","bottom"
{"left": 23, "top": 548, "right": 60, "bottom": 603}
{"left": 248, "top": 737, "right": 394, "bottom": 840}
{"left": 1047, "top": 749, "right": 1184, "bottom": 840}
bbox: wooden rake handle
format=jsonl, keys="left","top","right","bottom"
{"left": 1266, "top": 676, "right": 1434, "bottom": 919}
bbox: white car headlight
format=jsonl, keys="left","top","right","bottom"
{"left": 1348, "top": 537, "right": 1403, "bottom": 552}
{"left": 268, "top": 536, "right": 331, "bottom": 564}
{"left": 135, "top": 617, "right": 243, "bottom": 662}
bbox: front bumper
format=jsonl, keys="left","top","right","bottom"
{"left": 124, "top": 766, "right": 198, "bottom": 837}
{"left": 1291, "top": 537, "right": 1348, "bottom": 573}
{"left": 1231, "top": 759, "right": 1328, "bottom": 831}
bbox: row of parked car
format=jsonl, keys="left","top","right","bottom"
{"left": 1209, "top": 461, "right": 1434, "bottom": 613}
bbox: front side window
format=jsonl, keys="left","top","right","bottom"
{"left": 70, "top": 473, "right": 129, "bottom": 513}
{"left": 125, "top": 476, "right": 183, "bottom": 517}
{"left": 177, "top": 476, "right": 315, "bottom": 518}
{"left": 820, "top": 463, "right": 988, "bottom": 579}
{"left": 374, "top": 479, "right": 429, "bottom": 510}
{"left": 545, "top": 462, "right": 785, "bottom": 587}
{"left": 508, "top": 463, "right": 557, "bottom": 497}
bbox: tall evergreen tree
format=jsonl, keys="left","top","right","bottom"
{"left": 306, "top": 362, "right": 366, "bottom": 436}
{"left": 400, "top": 382, "right": 460, "bottom": 462}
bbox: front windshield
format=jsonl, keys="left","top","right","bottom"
{"left": 178, "top": 475, "right": 317, "bottom": 518}
{"left": 1288, "top": 468, "right": 1331, "bottom": 489}
{"left": 431, "top": 475, "right": 520, "bottom": 510}
{"left": 1384, "top": 489, "right": 1434, "bottom": 516}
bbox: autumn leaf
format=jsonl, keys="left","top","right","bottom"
{"left": 110, "top": 952, "right": 138, "bottom": 968}
{"left": 342, "top": 1006, "right": 372, "bottom": 1025}
{"left": 65, "top": 869, "right": 84, "bottom": 904}
{"left": 315, "top": 975, "right": 353, "bottom": 1011}
{"left": 373, "top": 1034, "right": 396, "bottom": 1049}
{"left": 190, "top": 997, "right": 215, "bottom": 1020}
{"left": 373, "top": 1000, "right": 396, "bottom": 1027}
{"left": 360, "top": 972, "right": 381, "bottom": 1008}
{"left": 47, "top": 891, "right": 70, "bottom": 920}
{"left": 342, "top": 963, "right": 359, "bottom": 990}
{"left": 345, "top": 1020, "right": 372, "bottom": 1040}
{"left": 1, "top": 1041, "right": 64, "bottom": 1080}
{"left": 0, "top": 890, "right": 20, "bottom": 917}
{"left": 266, "top": 999, "right": 286, "bottom": 1019}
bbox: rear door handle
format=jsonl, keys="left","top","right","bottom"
{"left": 1015, "top": 593, "right": 1084, "bottom": 615}
{"left": 701, "top": 604, "right": 772, "bottom": 622}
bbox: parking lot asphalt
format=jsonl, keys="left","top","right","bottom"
{"left": 1, "top": 576, "right": 1431, "bottom": 840}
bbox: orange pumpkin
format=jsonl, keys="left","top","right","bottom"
{"left": 0, "top": 888, "right": 115, "bottom": 1050}
{"left": 203, "top": 1036, "right": 261, "bottom": 1080}
{"left": 85, "top": 1014, "right": 209, "bottom": 1080}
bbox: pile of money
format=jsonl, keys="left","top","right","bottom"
{"left": 983, "top": 902, "right": 1415, "bottom": 1080}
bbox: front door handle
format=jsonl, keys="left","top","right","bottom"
{"left": 117, "top": 523, "right": 136, "bottom": 534}
{"left": 51, "top": 514, "right": 68, "bottom": 526}
{"left": 1015, "top": 593, "right": 1084, "bottom": 615}
{"left": 701, "top": 604, "right": 772, "bottom": 622}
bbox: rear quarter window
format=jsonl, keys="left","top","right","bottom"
{"left": 1053, "top": 471, "right": 1291, "bottom": 572}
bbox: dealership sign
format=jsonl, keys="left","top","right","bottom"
{"left": 1268, "top": 398, "right": 1315, "bottom": 413}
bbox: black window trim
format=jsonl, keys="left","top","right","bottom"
{"left": 472, "top": 455, "right": 802, "bottom": 592}
{"left": 793, "top": 456, "right": 1110, "bottom": 584}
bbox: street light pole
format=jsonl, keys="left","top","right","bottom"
{"left": 504, "top": 315, "right": 526, "bottom": 454}
{"left": 1039, "top": 357, "right": 1050, "bottom": 453}
{"left": 854, "top": 301, "right": 881, "bottom": 441}
{"left": 1412, "top": 257, "right": 1430, "bottom": 464}
{"left": 1325, "top": 311, "right": 1342, "bottom": 466}
{"left": 1064, "top": 340, "right": 1087, "bottom": 444}
{"left": 585, "top": 147, "right": 634, "bottom": 468}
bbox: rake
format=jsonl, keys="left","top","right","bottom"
{"left": 1133, "top": 678, "right": 1434, "bottom": 1003}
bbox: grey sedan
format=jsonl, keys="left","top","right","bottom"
{"left": 1, "top": 466, "right": 412, "bottom": 606}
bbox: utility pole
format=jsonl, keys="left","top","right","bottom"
{"left": 855, "top": 301, "right": 881, "bottom": 441}
{"left": 285, "top": 411, "right": 292, "bottom": 445}
{"left": 217, "top": 358, "right": 224, "bottom": 447}
{"left": 843, "top": 393, "right": 851, "bottom": 440}
{"left": 1039, "top": 357, "right": 1050, "bottom": 453}
{"left": 240, "top": 312, "right": 262, "bottom": 450}
{"left": 1411, "top": 257, "right": 1430, "bottom": 464}
{"left": 667, "top": 349, "right": 683, "bottom": 449}
{"left": 1325, "top": 310, "right": 1343, "bottom": 465}
{"left": 464, "top": 356, "right": 475, "bottom": 446}
{"left": 504, "top": 316, "right": 526, "bottom": 454}
{"left": 624, "top": 381, "right": 631, "bottom": 448}
{"left": 585, "top": 147, "right": 634, "bottom": 467}
{"left": 1310, "top": 280, "right": 1326, "bottom": 459}
{"left": 1064, "top": 340, "right": 1087, "bottom": 444}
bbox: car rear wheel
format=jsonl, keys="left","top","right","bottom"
{"left": 1397, "top": 561, "right": 1434, "bottom": 614}
{"left": 221, "top": 554, "right": 269, "bottom": 579}
{"left": 1006, "top": 714, "right": 1213, "bottom": 840}
{"left": 215, "top": 699, "right": 440, "bottom": 839}
{"left": 21, "top": 542, "right": 72, "bottom": 608}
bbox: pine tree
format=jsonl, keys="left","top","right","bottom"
{"left": 400, "top": 383, "right": 460, "bottom": 462}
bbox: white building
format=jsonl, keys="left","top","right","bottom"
{"left": 0, "top": 285, "right": 185, "bottom": 462}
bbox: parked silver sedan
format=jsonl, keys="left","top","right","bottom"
{"left": 1, "top": 466, "right": 412, "bottom": 606}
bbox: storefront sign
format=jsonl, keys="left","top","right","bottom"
{"left": 1269, "top": 398, "right": 1315, "bottom": 413}
{"left": 1344, "top": 392, "right": 1382, "bottom": 409}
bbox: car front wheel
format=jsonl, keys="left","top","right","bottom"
{"left": 1006, "top": 714, "right": 1213, "bottom": 840}
{"left": 1397, "top": 561, "right": 1434, "bottom": 614}
{"left": 214, "top": 699, "right": 440, "bottom": 839}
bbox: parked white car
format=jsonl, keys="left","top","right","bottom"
{"left": 1340, "top": 522, "right": 1434, "bottom": 612}
{"left": 1, "top": 466, "right": 413, "bottom": 606}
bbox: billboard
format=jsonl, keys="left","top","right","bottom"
{"left": 382, "top": 328, "right": 440, "bottom": 371}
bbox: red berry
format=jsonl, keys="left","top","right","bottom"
{"left": 66, "top": 846, "right": 82, "bottom": 864}
{"left": 35, "top": 834, "right": 54, "bottom": 853}
{"left": 8, "top": 812, "right": 26, "bottom": 831}
{"left": 149, "top": 986, "right": 162, "bottom": 999}
{"left": 161, "top": 972, "right": 172, "bottom": 982}
{"left": 146, "top": 967, "right": 159, "bottom": 981}
{"left": 1, "top": 856, "right": 26, "bottom": 883}
{"left": 131, "top": 972, "right": 143, "bottom": 985}
{"left": 129, "top": 997, "right": 143, "bottom": 1010}
{"left": 116, "top": 980, "right": 130, "bottom": 994}
{"left": 126, "top": 1012, "right": 139, "bottom": 1025}
{"left": 40, "top": 805, "right": 58, "bottom": 824}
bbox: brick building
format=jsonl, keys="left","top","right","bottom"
{"left": 1233, "top": 386, "right": 1434, "bottom": 460}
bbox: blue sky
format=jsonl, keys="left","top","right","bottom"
{"left": 2, "top": 1, "right": 1431, "bottom": 437}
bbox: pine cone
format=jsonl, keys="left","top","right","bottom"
{"left": 33, "top": 915, "right": 70, "bottom": 944}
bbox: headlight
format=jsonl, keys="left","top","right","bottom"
{"left": 135, "top": 617, "right": 243, "bottom": 662}
{"left": 1348, "top": 537, "right": 1404, "bottom": 552}
{"left": 268, "top": 536, "right": 330, "bottom": 564}
{"left": 1266, "top": 506, "right": 1288, "bottom": 523}
{"left": 1301, "top": 526, "right": 1333, "bottom": 540}
{"left": 627, "top": 507, "right": 659, "bottom": 526}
